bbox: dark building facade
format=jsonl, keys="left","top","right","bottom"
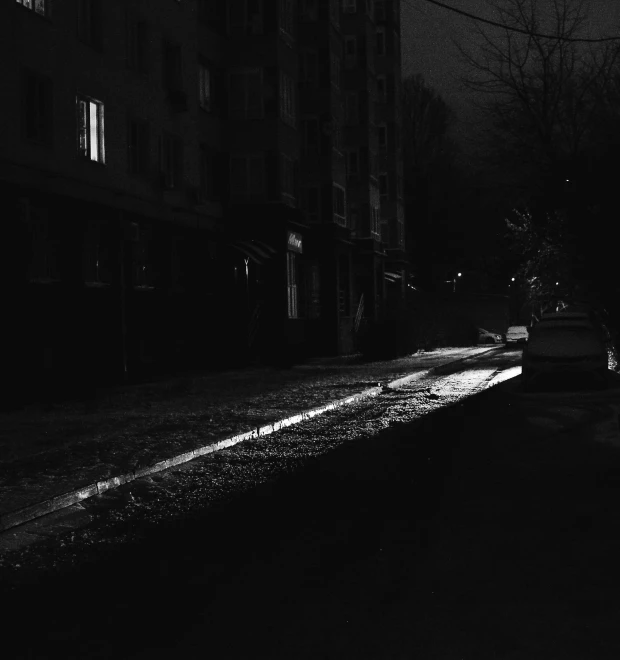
{"left": 2, "top": 0, "right": 407, "bottom": 401}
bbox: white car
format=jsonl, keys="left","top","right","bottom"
{"left": 522, "top": 316, "right": 608, "bottom": 391}
{"left": 505, "top": 325, "right": 529, "bottom": 344}
{"left": 478, "top": 328, "right": 503, "bottom": 344}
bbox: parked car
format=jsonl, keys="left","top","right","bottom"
{"left": 478, "top": 328, "right": 503, "bottom": 344}
{"left": 505, "top": 325, "right": 529, "bottom": 344}
{"left": 522, "top": 316, "right": 608, "bottom": 391}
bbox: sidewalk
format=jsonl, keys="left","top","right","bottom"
{"left": 0, "top": 346, "right": 499, "bottom": 535}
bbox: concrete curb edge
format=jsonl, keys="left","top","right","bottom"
{"left": 0, "top": 346, "right": 500, "bottom": 534}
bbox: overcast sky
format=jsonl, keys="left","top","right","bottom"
{"left": 400, "top": 0, "right": 620, "bottom": 143}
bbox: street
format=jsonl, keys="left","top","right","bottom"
{"left": 5, "top": 347, "right": 620, "bottom": 659}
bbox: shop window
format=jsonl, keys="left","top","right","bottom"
{"left": 287, "top": 251, "right": 298, "bottom": 318}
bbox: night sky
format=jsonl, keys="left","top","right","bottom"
{"left": 401, "top": 0, "right": 620, "bottom": 147}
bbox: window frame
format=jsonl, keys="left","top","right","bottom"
{"left": 287, "top": 251, "right": 298, "bottom": 319}
{"left": 76, "top": 94, "right": 105, "bottom": 164}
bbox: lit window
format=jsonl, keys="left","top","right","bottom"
{"left": 198, "top": 63, "right": 211, "bottom": 111}
{"left": 77, "top": 96, "right": 105, "bottom": 163}
{"left": 376, "top": 26, "right": 386, "bottom": 55}
{"left": 287, "top": 252, "right": 298, "bottom": 318}
{"left": 16, "top": 0, "right": 48, "bottom": 17}
{"left": 279, "top": 72, "right": 296, "bottom": 126}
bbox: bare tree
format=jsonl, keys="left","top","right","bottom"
{"left": 456, "top": 0, "right": 620, "bottom": 214}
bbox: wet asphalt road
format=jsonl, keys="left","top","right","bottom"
{"left": 10, "top": 348, "right": 620, "bottom": 659}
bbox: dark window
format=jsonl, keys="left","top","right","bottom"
{"left": 302, "top": 118, "right": 319, "bottom": 153}
{"left": 22, "top": 70, "right": 53, "bottom": 145}
{"left": 229, "top": 0, "right": 263, "bottom": 35}
{"left": 127, "top": 18, "right": 148, "bottom": 72}
{"left": 279, "top": 0, "right": 294, "bottom": 36}
{"left": 379, "top": 173, "right": 388, "bottom": 199}
{"left": 229, "top": 69, "right": 263, "bottom": 120}
{"left": 128, "top": 118, "right": 149, "bottom": 176}
{"left": 160, "top": 133, "right": 184, "bottom": 189}
{"left": 77, "top": 0, "right": 102, "bottom": 49}
{"left": 300, "top": 0, "right": 317, "bottom": 21}
{"left": 200, "top": 145, "right": 216, "bottom": 200}
{"left": 163, "top": 41, "right": 183, "bottom": 90}
{"left": 230, "top": 155, "right": 265, "bottom": 195}
{"left": 376, "top": 27, "right": 385, "bottom": 55}
{"left": 300, "top": 51, "right": 319, "bottom": 85}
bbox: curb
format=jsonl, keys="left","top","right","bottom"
{"left": 0, "top": 346, "right": 500, "bottom": 535}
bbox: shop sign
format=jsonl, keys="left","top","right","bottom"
{"left": 287, "top": 230, "right": 303, "bottom": 253}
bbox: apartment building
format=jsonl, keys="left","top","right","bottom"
{"left": 1, "top": 0, "right": 407, "bottom": 401}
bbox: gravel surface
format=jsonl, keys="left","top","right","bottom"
{"left": 0, "top": 347, "right": 496, "bottom": 517}
{"left": 0, "top": 349, "right": 518, "bottom": 584}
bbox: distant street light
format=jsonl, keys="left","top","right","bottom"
{"left": 511, "top": 277, "right": 515, "bottom": 282}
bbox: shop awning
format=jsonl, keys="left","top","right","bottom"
{"left": 229, "top": 240, "right": 277, "bottom": 265}
{"left": 384, "top": 270, "right": 402, "bottom": 283}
